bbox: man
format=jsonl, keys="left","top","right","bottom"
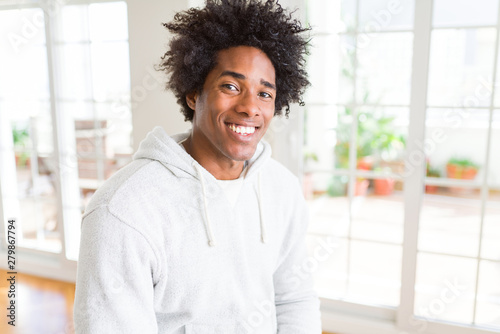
{"left": 74, "top": 0, "right": 321, "bottom": 333}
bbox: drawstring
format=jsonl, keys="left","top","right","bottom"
{"left": 193, "top": 162, "right": 217, "bottom": 247}
{"left": 256, "top": 172, "right": 267, "bottom": 243}
{"left": 193, "top": 162, "right": 267, "bottom": 246}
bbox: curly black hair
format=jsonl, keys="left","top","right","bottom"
{"left": 158, "top": 0, "right": 311, "bottom": 122}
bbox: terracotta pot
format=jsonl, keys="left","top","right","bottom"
{"left": 357, "top": 156, "right": 374, "bottom": 171}
{"left": 15, "top": 153, "right": 30, "bottom": 168}
{"left": 447, "top": 164, "right": 461, "bottom": 179}
{"left": 462, "top": 167, "right": 478, "bottom": 180}
{"left": 374, "top": 178, "right": 395, "bottom": 195}
{"left": 354, "top": 179, "right": 370, "bottom": 196}
{"left": 425, "top": 185, "right": 438, "bottom": 194}
{"left": 446, "top": 164, "right": 478, "bottom": 195}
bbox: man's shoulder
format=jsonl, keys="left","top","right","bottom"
{"left": 262, "top": 157, "right": 301, "bottom": 192}
{"left": 265, "top": 157, "right": 299, "bottom": 181}
{"left": 83, "top": 158, "right": 166, "bottom": 215}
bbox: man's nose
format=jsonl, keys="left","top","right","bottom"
{"left": 235, "top": 91, "right": 260, "bottom": 117}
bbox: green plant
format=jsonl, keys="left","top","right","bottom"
{"left": 334, "top": 108, "right": 406, "bottom": 169}
{"left": 426, "top": 164, "right": 442, "bottom": 177}
{"left": 12, "top": 124, "right": 31, "bottom": 167}
{"left": 447, "top": 157, "right": 479, "bottom": 169}
{"left": 327, "top": 175, "right": 348, "bottom": 197}
{"left": 303, "top": 151, "right": 319, "bottom": 164}
{"left": 12, "top": 125, "right": 29, "bottom": 149}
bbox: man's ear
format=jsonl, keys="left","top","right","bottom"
{"left": 186, "top": 91, "right": 198, "bottom": 111}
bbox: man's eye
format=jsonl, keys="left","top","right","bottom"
{"left": 259, "top": 92, "right": 272, "bottom": 99}
{"left": 222, "top": 84, "right": 237, "bottom": 91}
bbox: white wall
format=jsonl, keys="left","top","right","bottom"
{"left": 127, "top": 0, "right": 191, "bottom": 151}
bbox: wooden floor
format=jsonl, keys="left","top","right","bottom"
{"left": 0, "top": 269, "right": 76, "bottom": 334}
{"left": 0, "top": 269, "right": 337, "bottom": 333}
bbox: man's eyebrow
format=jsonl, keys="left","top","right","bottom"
{"left": 219, "top": 70, "right": 276, "bottom": 90}
{"left": 219, "top": 70, "right": 246, "bottom": 80}
{"left": 261, "top": 79, "right": 276, "bottom": 91}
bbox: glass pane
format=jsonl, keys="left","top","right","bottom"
{"left": 433, "top": 0, "right": 499, "bottom": 28}
{"left": 12, "top": 106, "right": 61, "bottom": 253}
{"left": 307, "top": 236, "right": 348, "bottom": 299}
{"left": 356, "top": 32, "right": 413, "bottom": 105}
{"left": 340, "top": 0, "right": 357, "bottom": 32}
{"left": 489, "top": 111, "right": 500, "bottom": 184}
{"left": 60, "top": 101, "right": 94, "bottom": 120}
{"left": 56, "top": 44, "right": 92, "bottom": 100}
{"left": 349, "top": 240, "right": 401, "bottom": 306}
{"left": 19, "top": 198, "right": 61, "bottom": 253}
{"left": 307, "top": 182, "right": 350, "bottom": 236}
{"left": 415, "top": 253, "right": 477, "bottom": 324}
{"left": 307, "top": 0, "right": 341, "bottom": 34}
{"left": 351, "top": 183, "right": 404, "bottom": 244}
{"left": 425, "top": 108, "right": 487, "bottom": 187}
{"left": 307, "top": 35, "right": 339, "bottom": 105}
{"left": 0, "top": 9, "right": 48, "bottom": 100}
{"left": 338, "top": 35, "right": 356, "bottom": 104}
{"left": 89, "top": 1, "right": 128, "bottom": 42}
{"left": 419, "top": 193, "right": 482, "bottom": 257}
{"left": 481, "top": 194, "right": 500, "bottom": 261}
{"left": 0, "top": 8, "right": 46, "bottom": 46}
{"left": 334, "top": 105, "right": 353, "bottom": 169}
{"left": 94, "top": 102, "right": 133, "bottom": 156}
{"left": 356, "top": 106, "right": 408, "bottom": 172}
{"left": 0, "top": 42, "right": 49, "bottom": 100}
{"left": 59, "top": 4, "right": 89, "bottom": 42}
{"left": 482, "top": 111, "right": 500, "bottom": 261}
{"left": 304, "top": 105, "right": 338, "bottom": 172}
{"left": 476, "top": 260, "right": 500, "bottom": 329}
{"left": 358, "top": 0, "right": 414, "bottom": 31}
{"left": 91, "top": 41, "right": 131, "bottom": 100}
{"left": 427, "top": 29, "right": 496, "bottom": 107}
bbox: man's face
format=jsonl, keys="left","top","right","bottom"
{"left": 187, "top": 46, "right": 276, "bottom": 163}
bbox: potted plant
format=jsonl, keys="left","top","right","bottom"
{"left": 446, "top": 157, "right": 479, "bottom": 194}
{"left": 373, "top": 167, "right": 395, "bottom": 195}
{"left": 446, "top": 157, "right": 479, "bottom": 180}
{"left": 425, "top": 163, "right": 441, "bottom": 194}
{"left": 12, "top": 125, "right": 30, "bottom": 167}
{"left": 334, "top": 109, "right": 406, "bottom": 196}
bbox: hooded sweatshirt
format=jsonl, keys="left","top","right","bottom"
{"left": 74, "top": 126, "right": 321, "bottom": 334}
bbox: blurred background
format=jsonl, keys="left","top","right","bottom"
{"left": 0, "top": 0, "right": 499, "bottom": 333}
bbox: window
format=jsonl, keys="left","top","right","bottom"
{"left": 0, "top": 1, "right": 132, "bottom": 273}
{"left": 304, "top": 0, "right": 500, "bottom": 333}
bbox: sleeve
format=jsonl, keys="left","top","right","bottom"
{"left": 273, "top": 185, "right": 322, "bottom": 333}
{"left": 73, "top": 206, "right": 159, "bottom": 334}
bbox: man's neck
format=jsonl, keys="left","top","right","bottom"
{"left": 182, "top": 135, "right": 245, "bottom": 180}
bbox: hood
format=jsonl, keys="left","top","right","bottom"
{"left": 132, "top": 126, "right": 272, "bottom": 247}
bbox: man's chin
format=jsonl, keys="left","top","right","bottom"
{"left": 225, "top": 146, "right": 258, "bottom": 162}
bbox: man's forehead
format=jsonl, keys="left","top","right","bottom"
{"left": 213, "top": 46, "right": 276, "bottom": 82}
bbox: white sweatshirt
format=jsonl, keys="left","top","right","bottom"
{"left": 74, "top": 126, "right": 321, "bottom": 334}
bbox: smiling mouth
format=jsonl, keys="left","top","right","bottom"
{"left": 226, "top": 123, "right": 258, "bottom": 136}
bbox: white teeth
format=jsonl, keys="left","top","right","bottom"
{"left": 228, "top": 123, "right": 256, "bottom": 135}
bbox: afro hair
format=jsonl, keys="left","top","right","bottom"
{"left": 158, "top": 0, "right": 311, "bottom": 122}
